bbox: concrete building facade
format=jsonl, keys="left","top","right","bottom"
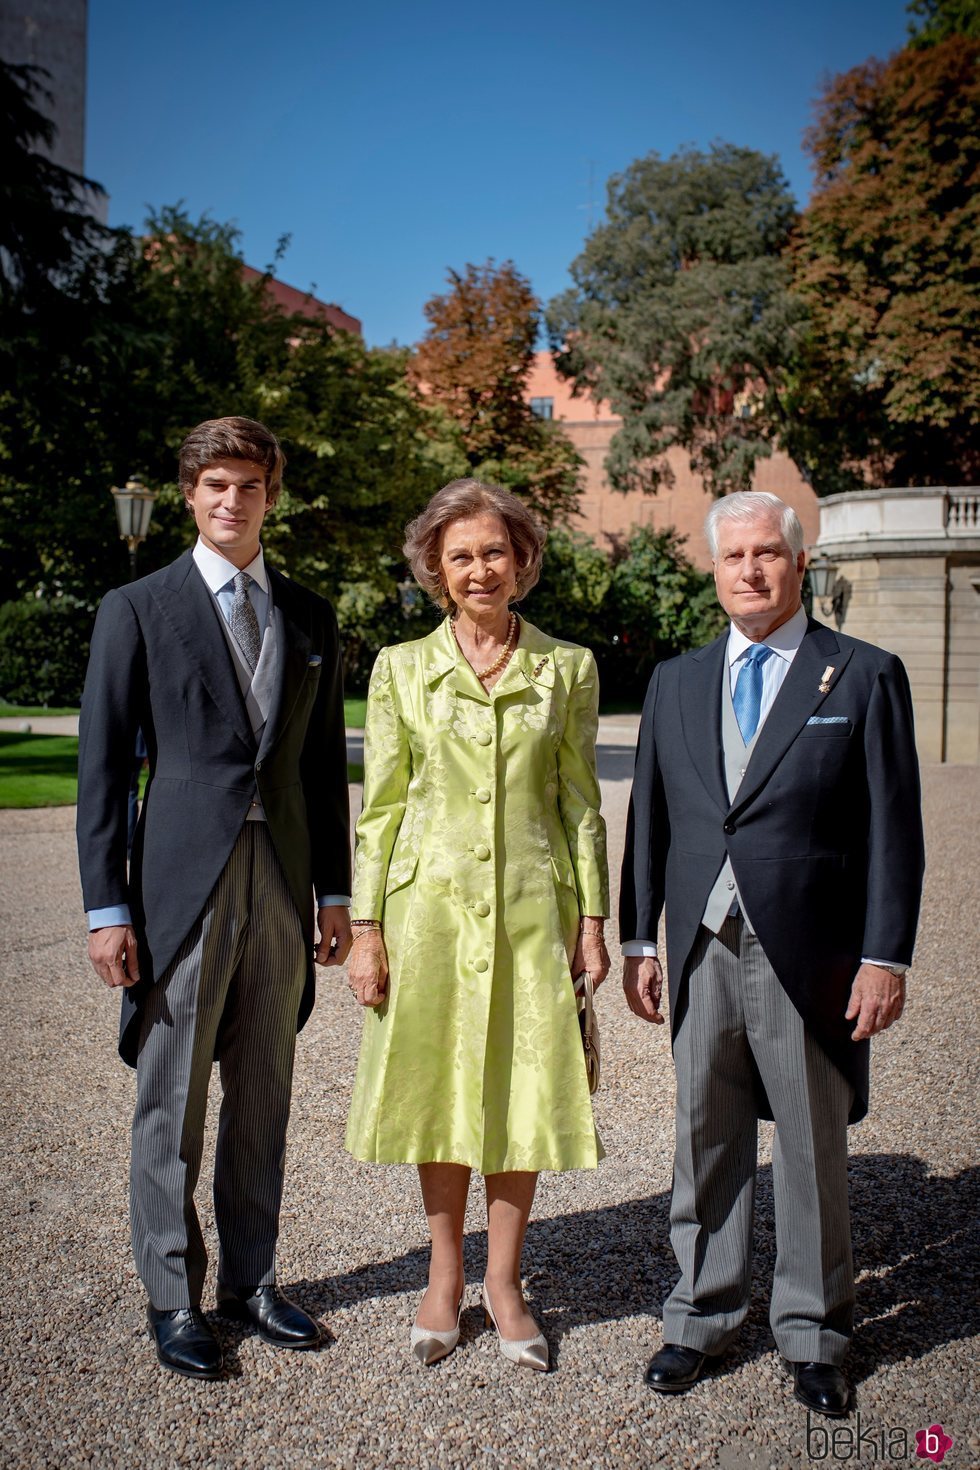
{"left": 1, "top": 0, "right": 88, "bottom": 174}
{"left": 1, "top": 0, "right": 107, "bottom": 220}
{"left": 815, "top": 488, "right": 980, "bottom": 765}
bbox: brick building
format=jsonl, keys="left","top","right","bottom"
{"left": 240, "top": 268, "right": 361, "bottom": 336}
{"left": 525, "top": 352, "right": 819, "bottom": 570}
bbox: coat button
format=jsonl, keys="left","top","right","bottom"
{"left": 723, "top": 820, "right": 736, "bottom": 834}
{"left": 474, "top": 958, "right": 489, "bottom": 972}
{"left": 255, "top": 760, "right": 263, "bottom": 772}
{"left": 474, "top": 844, "right": 491, "bottom": 861}
{"left": 475, "top": 787, "right": 491, "bottom": 803}
{"left": 475, "top": 731, "right": 492, "bottom": 746}
{"left": 474, "top": 901, "right": 491, "bottom": 917}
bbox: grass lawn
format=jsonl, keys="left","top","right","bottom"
{"left": 0, "top": 703, "right": 80, "bottom": 718}
{"left": 0, "top": 732, "right": 362, "bottom": 809}
{"left": 1, "top": 698, "right": 368, "bottom": 727}
{"left": 0, "top": 733, "right": 81, "bottom": 807}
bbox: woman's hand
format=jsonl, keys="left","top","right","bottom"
{"left": 346, "top": 928, "right": 389, "bottom": 1007}
{"left": 571, "top": 918, "right": 610, "bottom": 990}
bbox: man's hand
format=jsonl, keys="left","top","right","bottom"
{"left": 845, "top": 963, "right": 906, "bottom": 1040}
{"left": 88, "top": 925, "right": 141, "bottom": 989}
{"left": 315, "top": 905, "right": 353, "bottom": 967}
{"left": 623, "top": 955, "right": 666, "bottom": 1024}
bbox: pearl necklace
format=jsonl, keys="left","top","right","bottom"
{"left": 455, "top": 611, "right": 518, "bottom": 681}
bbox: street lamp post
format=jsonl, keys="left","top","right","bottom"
{"left": 807, "top": 551, "right": 844, "bottom": 625}
{"left": 111, "top": 477, "right": 157, "bottom": 582}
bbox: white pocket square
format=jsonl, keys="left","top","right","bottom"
{"left": 308, "top": 654, "right": 322, "bottom": 667}
{"left": 807, "top": 715, "right": 848, "bottom": 724}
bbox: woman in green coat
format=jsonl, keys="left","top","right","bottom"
{"left": 346, "top": 479, "right": 610, "bottom": 1373}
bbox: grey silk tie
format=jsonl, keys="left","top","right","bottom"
{"left": 230, "top": 572, "right": 262, "bottom": 671}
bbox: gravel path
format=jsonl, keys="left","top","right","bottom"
{"left": 1, "top": 724, "right": 977, "bottom": 1470}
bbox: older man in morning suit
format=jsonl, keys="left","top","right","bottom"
{"left": 77, "top": 417, "right": 352, "bottom": 1380}
{"left": 620, "top": 491, "right": 924, "bottom": 1416}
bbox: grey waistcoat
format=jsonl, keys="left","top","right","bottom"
{"left": 700, "top": 668, "right": 762, "bottom": 934}
{"left": 214, "top": 601, "right": 279, "bottom": 822}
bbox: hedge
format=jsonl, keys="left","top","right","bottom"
{"left": 0, "top": 598, "right": 95, "bottom": 707}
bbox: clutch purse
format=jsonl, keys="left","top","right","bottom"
{"left": 574, "top": 971, "right": 601, "bottom": 1094}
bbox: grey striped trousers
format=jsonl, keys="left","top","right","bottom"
{"left": 664, "top": 916, "right": 855, "bottom": 1365}
{"left": 130, "top": 824, "right": 307, "bottom": 1310}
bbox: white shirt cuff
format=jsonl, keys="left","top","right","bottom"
{"left": 317, "top": 895, "right": 351, "bottom": 909}
{"left": 622, "top": 940, "right": 658, "bottom": 958}
{"left": 861, "top": 956, "right": 907, "bottom": 972}
{"left": 88, "top": 905, "right": 133, "bottom": 931}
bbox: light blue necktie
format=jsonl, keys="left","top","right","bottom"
{"left": 732, "top": 644, "right": 774, "bottom": 743}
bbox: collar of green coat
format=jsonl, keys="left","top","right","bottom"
{"left": 422, "top": 615, "right": 558, "bottom": 691}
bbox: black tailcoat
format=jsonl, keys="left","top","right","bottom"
{"left": 620, "top": 619, "right": 925, "bottom": 1122}
{"left": 76, "top": 550, "right": 351, "bottom": 1064}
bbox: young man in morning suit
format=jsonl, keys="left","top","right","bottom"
{"left": 620, "top": 491, "right": 924, "bottom": 1417}
{"left": 77, "top": 417, "right": 352, "bottom": 1380}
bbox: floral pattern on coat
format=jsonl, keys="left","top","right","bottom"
{"left": 345, "top": 617, "right": 610, "bottom": 1174}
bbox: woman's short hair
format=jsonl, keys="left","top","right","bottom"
{"left": 704, "top": 491, "right": 805, "bottom": 559}
{"left": 404, "top": 479, "right": 547, "bottom": 610}
{"left": 179, "top": 417, "right": 286, "bottom": 504}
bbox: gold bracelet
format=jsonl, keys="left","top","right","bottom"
{"left": 580, "top": 921, "right": 605, "bottom": 937}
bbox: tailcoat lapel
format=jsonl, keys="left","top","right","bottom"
{"left": 731, "top": 620, "right": 854, "bottom": 813}
{"left": 680, "top": 633, "right": 729, "bottom": 814}
{"left": 259, "top": 569, "right": 313, "bottom": 760}
{"left": 149, "top": 551, "right": 254, "bottom": 753}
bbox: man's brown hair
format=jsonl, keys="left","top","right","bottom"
{"left": 179, "top": 417, "right": 286, "bottom": 504}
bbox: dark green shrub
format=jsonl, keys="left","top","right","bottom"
{"left": 0, "top": 597, "right": 95, "bottom": 706}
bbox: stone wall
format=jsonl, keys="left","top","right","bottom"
{"left": 816, "top": 489, "right": 980, "bottom": 764}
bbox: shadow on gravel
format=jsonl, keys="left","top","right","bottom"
{"left": 288, "top": 1156, "right": 978, "bottom": 1379}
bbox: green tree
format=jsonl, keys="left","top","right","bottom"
{"left": 0, "top": 59, "right": 139, "bottom": 600}
{"left": 547, "top": 145, "right": 805, "bottom": 499}
{"left": 907, "top": 0, "right": 980, "bottom": 46}
{"left": 523, "top": 526, "right": 723, "bottom": 701}
{"left": 786, "top": 34, "right": 980, "bottom": 491}
{"left": 412, "top": 260, "right": 583, "bottom": 524}
{"left": 0, "top": 60, "right": 113, "bottom": 301}
{"left": 1, "top": 197, "right": 445, "bottom": 681}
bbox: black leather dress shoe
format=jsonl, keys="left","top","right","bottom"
{"left": 147, "top": 1306, "right": 223, "bottom": 1380}
{"left": 216, "top": 1284, "right": 321, "bottom": 1349}
{"left": 790, "top": 1361, "right": 851, "bottom": 1417}
{"left": 644, "top": 1343, "right": 716, "bottom": 1393}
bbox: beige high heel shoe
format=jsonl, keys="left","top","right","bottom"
{"left": 481, "top": 1280, "right": 549, "bottom": 1372}
{"left": 410, "top": 1291, "right": 464, "bottom": 1366}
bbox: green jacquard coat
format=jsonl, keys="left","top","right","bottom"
{"left": 345, "top": 617, "right": 610, "bottom": 1174}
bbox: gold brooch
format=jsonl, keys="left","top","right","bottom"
{"left": 818, "top": 665, "right": 836, "bottom": 694}
{"left": 532, "top": 657, "right": 548, "bottom": 677}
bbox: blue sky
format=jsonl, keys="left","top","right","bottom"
{"left": 86, "top": 0, "right": 910, "bottom": 347}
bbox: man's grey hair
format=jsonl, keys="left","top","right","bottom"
{"left": 704, "top": 491, "right": 805, "bottom": 559}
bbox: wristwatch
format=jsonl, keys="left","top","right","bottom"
{"left": 876, "top": 963, "right": 907, "bottom": 977}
